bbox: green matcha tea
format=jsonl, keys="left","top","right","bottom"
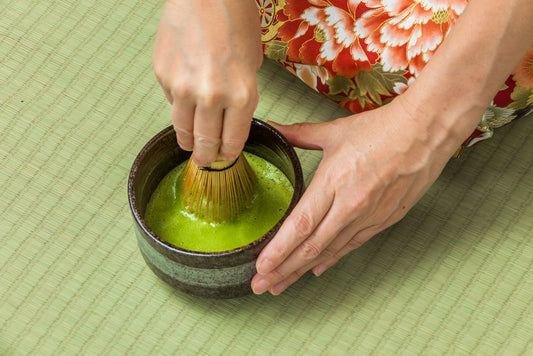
{"left": 144, "top": 152, "right": 294, "bottom": 252}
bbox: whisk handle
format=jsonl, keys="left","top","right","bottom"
{"left": 201, "top": 157, "right": 239, "bottom": 172}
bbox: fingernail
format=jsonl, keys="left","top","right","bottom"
{"left": 256, "top": 258, "right": 273, "bottom": 275}
{"left": 252, "top": 279, "right": 270, "bottom": 295}
{"left": 269, "top": 283, "right": 286, "bottom": 296}
{"left": 179, "top": 145, "right": 193, "bottom": 152}
{"left": 312, "top": 265, "right": 326, "bottom": 277}
{"left": 220, "top": 152, "right": 238, "bottom": 162}
{"left": 193, "top": 158, "right": 208, "bottom": 168}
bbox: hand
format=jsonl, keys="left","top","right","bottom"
{"left": 251, "top": 98, "right": 459, "bottom": 295}
{"left": 153, "top": 0, "right": 262, "bottom": 166}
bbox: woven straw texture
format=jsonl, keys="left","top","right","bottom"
{"left": 1, "top": 1, "right": 532, "bottom": 355}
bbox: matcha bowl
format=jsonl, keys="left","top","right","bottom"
{"left": 128, "top": 119, "right": 303, "bottom": 298}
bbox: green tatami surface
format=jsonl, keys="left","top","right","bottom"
{"left": 1, "top": 1, "right": 532, "bottom": 355}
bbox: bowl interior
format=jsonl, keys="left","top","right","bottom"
{"left": 128, "top": 119, "right": 303, "bottom": 255}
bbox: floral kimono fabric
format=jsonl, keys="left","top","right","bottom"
{"left": 256, "top": 0, "right": 533, "bottom": 152}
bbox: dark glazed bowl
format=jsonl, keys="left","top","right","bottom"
{"left": 128, "top": 119, "right": 303, "bottom": 298}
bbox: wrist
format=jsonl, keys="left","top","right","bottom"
{"left": 394, "top": 0, "right": 533, "bottom": 157}
{"left": 401, "top": 81, "right": 486, "bottom": 153}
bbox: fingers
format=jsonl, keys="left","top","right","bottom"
{"left": 267, "top": 261, "right": 317, "bottom": 295}
{"left": 255, "top": 172, "right": 336, "bottom": 277}
{"left": 255, "top": 204, "right": 348, "bottom": 280}
{"left": 312, "top": 224, "right": 381, "bottom": 277}
{"left": 169, "top": 83, "right": 256, "bottom": 166}
{"left": 191, "top": 101, "right": 223, "bottom": 166}
{"left": 309, "top": 206, "right": 406, "bottom": 278}
{"left": 219, "top": 79, "right": 258, "bottom": 161}
{"left": 251, "top": 154, "right": 387, "bottom": 295}
{"left": 219, "top": 107, "right": 253, "bottom": 161}
{"left": 191, "top": 81, "right": 258, "bottom": 165}
{"left": 171, "top": 101, "right": 195, "bottom": 151}
{"left": 267, "top": 121, "right": 326, "bottom": 150}
{"left": 164, "top": 71, "right": 257, "bottom": 165}
{"left": 252, "top": 222, "right": 381, "bottom": 295}
{"left": 254, "top": 248, "right": 332, "bottom": 295}
{"left": 251, "top": 202, "right": 361, "bottom": 295}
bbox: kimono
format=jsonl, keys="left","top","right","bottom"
{"left": 256, "top": 0, "right": 533, "bottom": 153}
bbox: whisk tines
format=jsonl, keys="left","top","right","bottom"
{"left": 182, "top": 153, "right": 256, "bottom": 223}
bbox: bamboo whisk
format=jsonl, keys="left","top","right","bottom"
{"left": 182, "top": 153, "right": 256, "bottom": 223}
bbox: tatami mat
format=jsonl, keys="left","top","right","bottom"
{"left": 1, "top": 1, "right": 532, "bottom": 355}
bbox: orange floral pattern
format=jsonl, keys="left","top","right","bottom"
{"left": 258, "top": 0, "right": 533, "bottom": 148}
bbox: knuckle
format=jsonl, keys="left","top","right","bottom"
{"left": 229, "top": 87, "right": 256, "bottom": 108}
{"left": 345, "top": 237, "right": 364, "bottom": 251}
{"left": 198, "top": 87, "right": 225, "bottom": 107}
{"left": 344, "top": 198, "right": 369, "bottom": 218}
{"left": 329, "top": 255, "right": 342, "bottom": 266}
{"left": 175, "top": 127, "right": 193, "bottom": 138}
{"left": 172, "top": 82, "right": 193, "bottom": 100}
{"left": 300, "top": 240, "right": 322, "bottom": 260}
{"left": 344, "top": 191, "right": 367, "bottom": 211}
{"left": 269, "top": 268, "right": 288, "bottom": 282}
{"left": 222, "top": 138, "right": 245, "bottom": 151}
{"left": 269, "top": 242, "right": 289, "bottom": 261}
{"left": 153, "top": 63, "right": 164, "bottom": 82}
{"left": 292, "top": 268, "right": 306, "bottom": 279}
{"left": 291, "top": 211, "right": 315, "bottom": 237}
{"left": 152, "top": 54, "right": 166, "bottom": 80}
{"left": 175, "top": 125, "right": 193, "bottom": 148}
{"left": 321, "top": 246, "right": 336, "bottom": 258}
{"left": 195, "top": 135, "right": 221, "bottom": 149}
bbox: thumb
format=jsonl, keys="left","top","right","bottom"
{"left": 267, "top": 120, "right": 328, "bottom": 150}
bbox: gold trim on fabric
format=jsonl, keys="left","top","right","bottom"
{"left": 257, "top": 0, "right": 287, "bottom": 43}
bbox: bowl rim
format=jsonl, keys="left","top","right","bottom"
{"left": 128, "top": 118, "right": 303, "bottom": 258}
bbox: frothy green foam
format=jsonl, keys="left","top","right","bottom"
{"left": 145, "top": 152, "right": 294, "bottom": 252}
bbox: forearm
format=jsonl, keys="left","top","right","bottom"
{"left": 160, "top": 0, "right": 261, "bottom": 66}
{"left": 402, "top": 0, "right": 533, "bottom": 156}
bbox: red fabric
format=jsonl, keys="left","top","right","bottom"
{"left": 257, "top": 0, "right": 533, "bottom": 148}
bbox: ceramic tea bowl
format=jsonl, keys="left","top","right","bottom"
{"left": 128, "top": 119, "right": 303, "bottom": 298}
